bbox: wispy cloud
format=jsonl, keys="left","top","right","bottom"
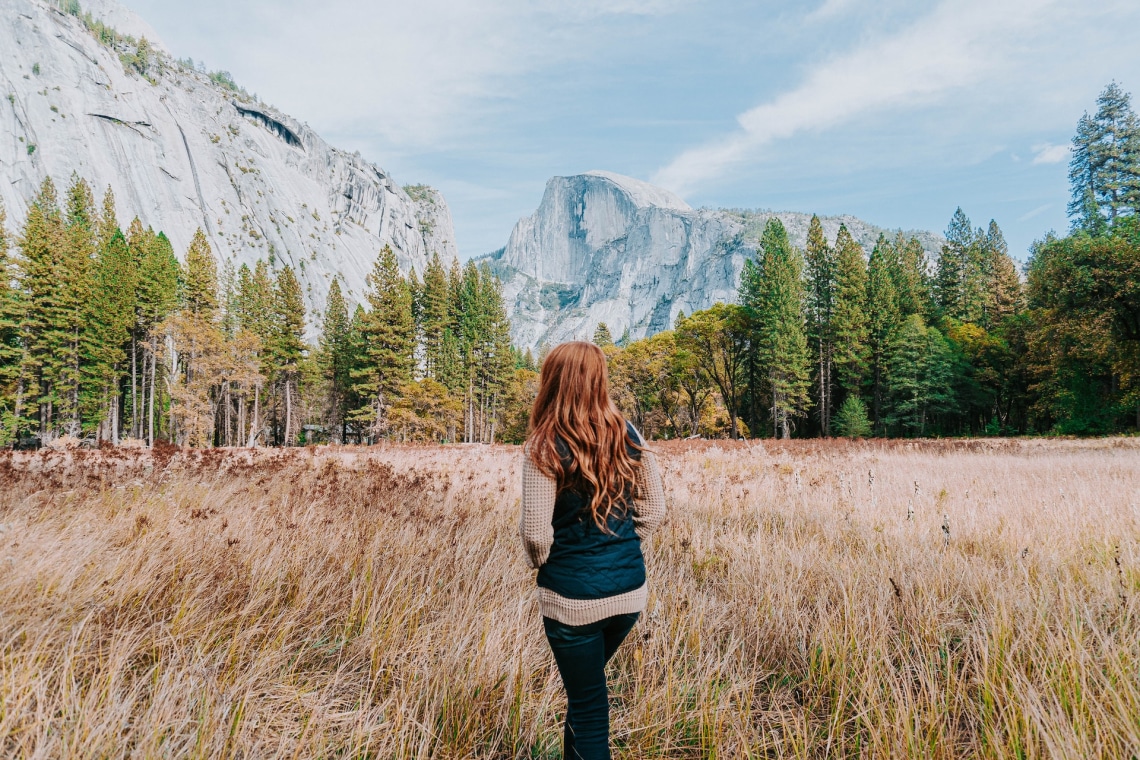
{"left": 652, "top": 0, "right": 1068, "bottom": 195}
{"left": 1018, "top": 203, "right": 1052, "bottom": 222}
{"left": 1032, "top": 142, "right": 1070, "bottom": 164}
{"left": 806, "top": 0, "right": 858, "bottom": 23}
{"left": 147, "top": 0, "right": 691, "bottom": 149}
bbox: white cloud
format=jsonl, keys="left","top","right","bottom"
{"left": 652, "top": 0, "right": 1080, "bottom": 195}
{"left": 1032, "top": 142, "right": 1070, "bottom": 164}
{"left": 806, "top": 0, "right": 858, "bottom": 22}
{"left": 135, "top": 0, "right": 691, "bottom": 150}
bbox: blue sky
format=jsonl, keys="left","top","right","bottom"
{"left": 125, "top": 0, "right": 1140, "bottom": 262}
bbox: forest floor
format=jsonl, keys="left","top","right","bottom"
{"left": 1, "top": 438, "right": 1138, "bottom": 758}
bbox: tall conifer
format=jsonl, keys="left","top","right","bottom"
{"left": 17, "top": 178, "right": 67, "bottom": 436}
{"left": 351, "top": 245, "right": 413, "bottom": 438}
{"left": 134, "top": 228, "right": 179, "bottom": 444}
{"left": 0, "top": 200, "right": 20, "bottom": 442}
{"left": 183, "top": 229, "right": 218, "bottom": 318}
{"left": 318, "top": 277, "right": 351, "bottom": 442}
{"left": 936, "top": 208, "right": 972, "bottom": 320}
{"left": 893, "top": 233, "right": 932, "bottom": 319}
{"left": 59, "top": 176, "right": 98, "bottom": 434}
{"left": 867, "top": 234, "right": 900, "bottom": 431}
{"left": 804, "top": 215, "right": 836, "bottom": 434}
{"left": 1068, "top": 83, "right": 1140, "bottom": 227}
{"left": 83, "top": 225, "right": 136, "bottom": 440}
{"left": 744, "top": 218, "right": 811, "bottom": 438}
{"left": 831, "top": 224, "right": 870, "bottom": 405}
{"left": 984, "top": 220, "right": 1023, "bottom": 324}
{"left": 271, "top": 265, "right": 306, "bottom": 444}
{"left": 419, "top": 252, "right": 450, "bottom": 379}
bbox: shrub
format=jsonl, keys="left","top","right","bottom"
{"left": 833, "top": 394, "right": 872, "bottom": 438}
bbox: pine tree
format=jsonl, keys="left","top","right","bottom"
{"left": 450, "top": 263, "right": 513, "bottom": 442}
{"left": 1069, "top": 114, "right": 1105, "bottom": 233}
{"left": 133, "top": 227, "right": 179, "bottom": 444}
{"left": 183, "top": 229, "right": 218, "bottom": 318}
{"left": 318, "top": 277, "right": 352, "bottom": 442}
{"left": 478, "top": 268, "right": 514, "bottom": 442}
{"left": 742, "top": 218, "right": 811, "bottom": 438}
{"left": 593, "top": 322, "right": 615, "bottom": 347}
{"left": 867, "top": 234, "right": 900, "bottom": 432}
{"left": 271, "top": 266, "right": 306, "bottom": 445}
{"left": 982, "top": 220, "right": 1023, "bottom": 326}
{"left": 408, "top": 266, "right": 423, "bottom": 329}
{"left": 344, "top": 304, "right": 368, "bottom": 441}
{"left": 351, "top": 245, "right": 414, "bottom": 438}
{"left": 218, "top": 258, "right": 240, "bottom": 339}
{"left": 831, "top": 224, "right": 870, "bottom": 404}
{"left": 884, "top": 314, "right": 956, "bottom": 436}
{"left": 1068, "top": 83, "right": 1140, "bottom": 228}
{"left": 59, "top": 175, "right": 98, "bottom": 434}
{"left": 962, "top": 226, "right": 991, "bottom": 325}
{"left": 166, "top": 232, "right": 223, "bottom": 445}
{"left": 232, "top": 260, "right": 278, "bottom": 445}
{"left": 237, "top": 259, "right": 275, "bottom": 349}
{"left": 0, "top": 199, "right": 21, "bottom": 443}
{"left": 894, "top": 233, "right": 932, "bottom": 319}
{"left": 833, "top": 394, "right": 871, "bottom": 438}
{"left": 17, "top": 177, "right": 67, "bottom": 437}
{"left": 83, "top": 226, "right": 137, "bottom": 441}
{"left": 936, "top": 208, "right": 972, "bottom": 319}
{"left": 804, "top": 215, "right": 836, "bottom": 434}
{"left": 419, "top": 252, "right": 450, "bottom": 380}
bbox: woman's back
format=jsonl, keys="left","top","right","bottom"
{"left": 519, "top": 340, "right": 667, "bottom": 760}
{"left": 538, "top": 421, "right": 647, "bottom": 601}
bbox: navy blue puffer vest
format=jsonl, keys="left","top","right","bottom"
{"left": 536, "top": 421, "right": 646, "bottom": 600}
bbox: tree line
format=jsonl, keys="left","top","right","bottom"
{"left": 0, "top": 176, "right": 518, "bottom": 447}
{"left": 2, "top": 82, "right": 1136, "bottom": 446}
{"left": 599, "top": 82, "right": 1140, "bottom": 439}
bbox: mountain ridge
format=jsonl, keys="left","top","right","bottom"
{"left": 480, "top": 171, "right": 943, "bottom": 350}
{"left": 0, "top": 0, "right": 458, "bottom": 331}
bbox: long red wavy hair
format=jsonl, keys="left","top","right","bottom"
{"left": 528, "top": 341, "right": 642, "bottom": 529}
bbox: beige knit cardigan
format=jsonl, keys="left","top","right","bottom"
{"left": 519, "top": 438, "right": 667, "bottom": 626}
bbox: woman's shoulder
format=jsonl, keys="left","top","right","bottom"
{"left": 624, "top": 419, "right": 645, "bottom": 453}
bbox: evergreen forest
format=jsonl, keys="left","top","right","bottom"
{"left": 0, "top": 178, "right": 517, "bottom": 447}
{"left": 592, "top": 82, "right": 1140, "bottom": 440}
{"left": 0, "top": 83, "right": 1137, "bottom": 447}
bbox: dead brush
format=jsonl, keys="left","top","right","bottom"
{"left": 0, "top": 439, "right": 1137, "bottom": 758}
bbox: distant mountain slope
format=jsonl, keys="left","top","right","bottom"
{"left": 0, "top": 0, "right": 457, "bottom": 325}
{"left": 481, "top": 172, "right": 942, "bottom": 350}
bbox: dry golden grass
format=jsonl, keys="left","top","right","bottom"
{"left": 0, "top": 439, "right": 1138, "bottom": 758}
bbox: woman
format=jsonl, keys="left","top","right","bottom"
{"left": 520, "top": 341, "right": 666, "bottom": 759}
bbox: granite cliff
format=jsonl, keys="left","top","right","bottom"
{"left": 0, "top": 0, "right": 457, "bottom": 324}
{"left": 482, "top": 171, "right": 942, "bottom": 350}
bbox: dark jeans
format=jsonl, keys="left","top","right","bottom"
{"left": 543, "top": 612, "right": 640, "bottom": 760}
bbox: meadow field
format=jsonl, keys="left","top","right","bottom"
{"left": 0, "top": 438, "right": 1138, "bottom": 758}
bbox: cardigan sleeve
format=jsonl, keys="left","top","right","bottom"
{"left": 628, "top": 425, "right": 666, "bottom": 539}
{"left": 632, "top": 448, "right": 666, "bottom": 539}
{"left": 520, "top": 451, "right": 557, "bottom": 569}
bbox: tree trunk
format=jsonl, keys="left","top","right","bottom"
{"left": 131, "top": 337, "right": 138, "bottom": 439}
{"left": 148, "top": 340, "right": 157, "bottom": 447}
{"left": 110, "top": 384, "right": 120, "bottom": 443}
{"left": 12, "top": 377, "right": 25, "bottom": 445}
{"left": 247, "top": 384, "right": 260, "bottom": 447}
{"left": 285, "top": 377, "right": 293, "bottom": 446}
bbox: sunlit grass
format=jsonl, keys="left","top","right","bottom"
{"left": 0, "top": 438, "right": 1137, "bottom": 757}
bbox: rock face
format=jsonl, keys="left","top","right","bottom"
{"left": 0, "top": 0, "right": 458, "bottom": 329}
{"left": 483, "top": 171, "right": 942, "bottom": 350}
